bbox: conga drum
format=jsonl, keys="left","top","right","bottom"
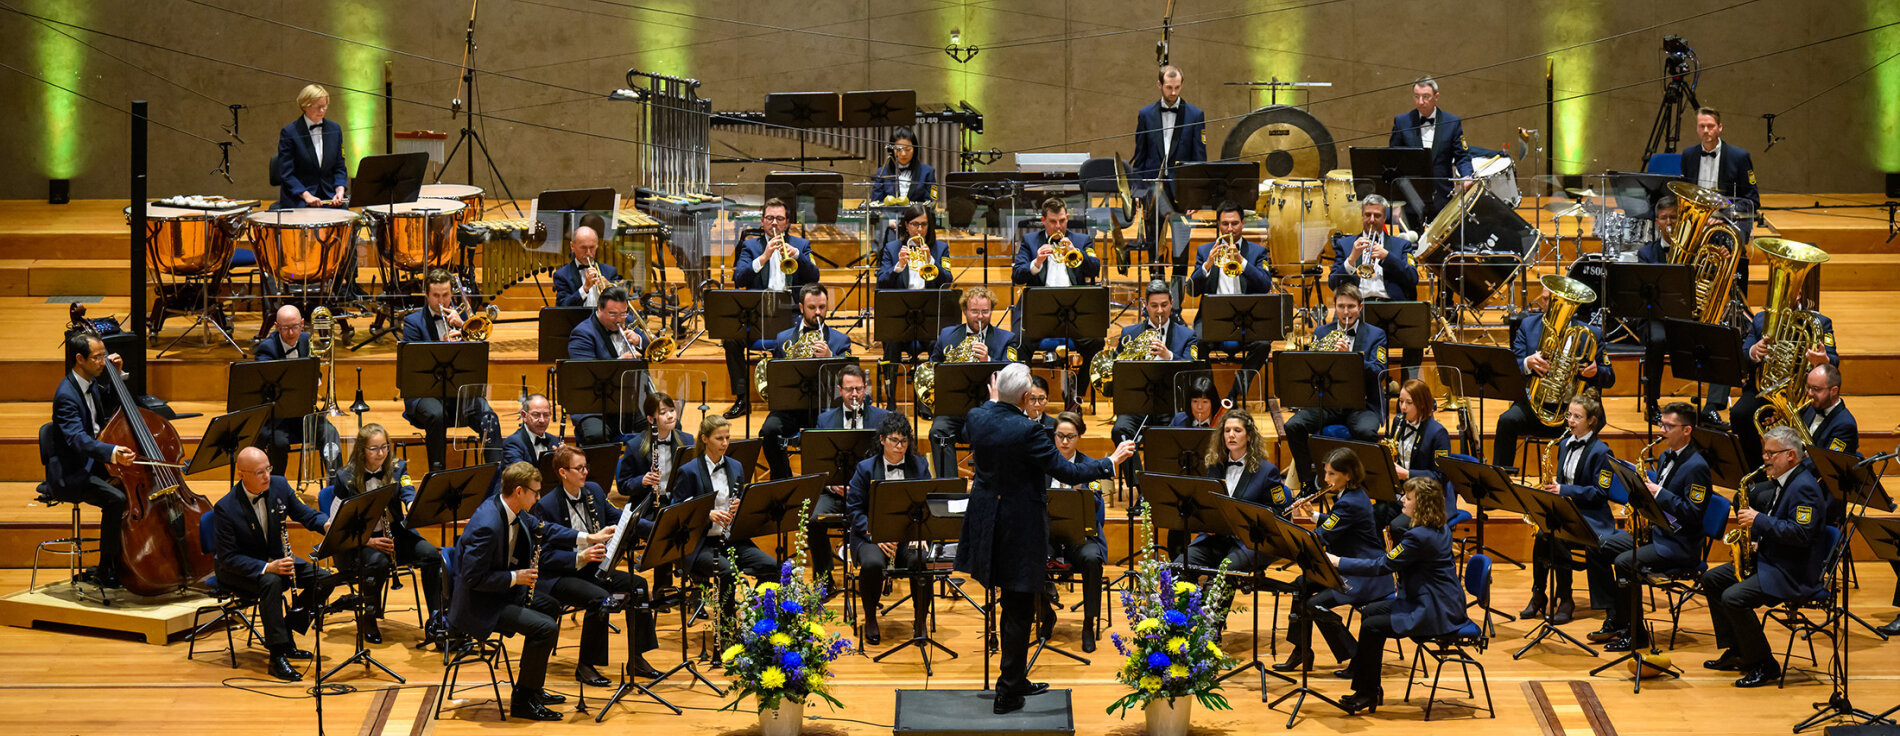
{"left": 1322, "top": 170, "right": 1361, "bottom": 235}
{"left": 1264, "top": 178, "right": 1327, "bottom": 267}
{"left": 247, "top": 209, "right": 358, "bottom": 284}
{"left": 365, "top": 199, "right": 466, "bottom": 273}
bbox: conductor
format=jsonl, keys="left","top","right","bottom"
{"left": 954, "top": 363, "right": 1135, "bottom": 714}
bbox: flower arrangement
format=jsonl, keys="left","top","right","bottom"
{"left": 1105, "top": 507, "right": 1240, "bottom": 718}
{"left": 715, "top": 502, "right": 855, "bottom": 713}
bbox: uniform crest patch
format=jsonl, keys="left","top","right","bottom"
{"left": 1796, "top": 505, "right": 1813, "bottom": 525}
{"left": 1272, "top": 488, "right": 1286, "bottom": 504}
{"left": 1598, "top": 469, "right": 1612, "bottom": 489}
{"left": 1829, "top": 438, "right": 1846, "bottom": 452}
{"left": 1823, "top": 332, "right": 1835, "bottom": 347}
{"left": 1322, "top": 515, "right": 1339, "bottom": 530}
{"left": 1435, "top": 449, "right": 1449, "bottom": 458}
{"left": 1387, "top": 543, "right": 1405, "bottom": 559}
{"left": 1748, "top": 169, "right": 1757, "bottom": 185}
{"left": 1005, "top": 345, "right": 1019, "bottom": 361}
{"left": 1375, "top": 346, "right": 1388, "bottom": 364}
{"left": 1690, "top": 483, "right": 1708, "bottom": 503}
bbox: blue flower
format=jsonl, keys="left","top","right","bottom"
{"left": 1146, "top": 652, "right": 1172, "bottom": 670}
{"left": 752, "top": 618, "right": 778, "bottom": 636}
{"left": 781, "top": 561, "right": 796, "bottom": 584}
{"left": 1162, "top": 609, "right": 1189, "bottom": 626}
{"left": 781, "top": 599, "right": 804, "bottom": 615}
{"left": 781, "top": 651, "right": 804, "bottom": 669}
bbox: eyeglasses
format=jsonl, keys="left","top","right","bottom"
{"left": 1657, "top": 421, "right": 1686, "bottom": 430}
{"left": 1054, "top": 432, "right": 1079, "bottom": 441}
{"left": 567, "top": 464, "right": 589, "bottom": 472}
{"left": 365, "top": 444, "right": 390, "bottom": 453}
{"left": 1025, "top": 394, "right": 1048, "bottom": 403}
{"left": 762, "top": 214, "right": 789, "bottom": 223}
{"left": 1763, "top": 447, "right": 1794, "bottom": 457}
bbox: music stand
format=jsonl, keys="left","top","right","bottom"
{"left": 867, "top": 478, "right": 967, "bottom": 674}
{"left": 538, "top": 443, "right": 623, "bottom": 494}
{"left": 404, "top": 464, "right": 500, "bottom": 529}
{"left": 1362, "top": 301, "right": 1431, "bottom": 359}
{"left": 1270, "top": 352, "right": 1367, "bottom": 411}
{"left": 1309, "top": 437, "right": 1399, "bottom": 504}
{"left": 764, "top": 171, "right": 845, "bottom": 227}
{"left": 556, "top": 358, "right": 648, "bottom": 430}
{"left": 186, "top": 405, "right": 275, "bottom": 489}
{"left": 728, "top": 438, "right": 766, "bottom": 483}
{"left": 1019, "top": 285, "right": 1110, "bottom": 352}
{"left": 766, "top": 358, "right": 856, "bottom": 414}
{"left": 1853, "top": 516, "right": 1900, "bottom": 728}
{"left": 1431, "top": 342, "right": 1530, "bottom": 463}
{"left": 1589, "top": 459, "right": 1684, "bottom": 690}
{"left": 839, "top": 89, "right": 916, "bottom": 127}
{"left": 799, "top": 430, "right": 877, "bottom": 489}
{"left": 1257, "top": 511, "right": 1351, "bottom": 723}
{"left": 1139, "top": 474, "right": 1237, "bottom": 552}
{"left": 1199, "top": 294, "right": 1289, "bottom": 342}
{"left": 1689, "top": 428, "right": 1751, "bottom": 490}
{"left": 1206, "top": 494, "right": 1301, "bottom": 698}
{"left": 728, "top": 474, "right": 825, "bottom": 561}
{"left": 1170, "top": 161, "right": 1261, "bottom": 212}
{"left": 600, "top": 493, "right": 718, "bottom": 720}
{"left": 1140, "top": 428, "right": 1215, "bottom": 477}
{"left": 1439, "top": 457, "right": 1530, "bottom": 610}
{"left": 1603, "top": 264, "right": 1694, "bottom": 418}
{"left": 227, "top": 357, "right": 319, "bottom": 421}
{"left": 1112, "top": 360, "right": 1193, "bottom": 417}
{"left": 538, "top": 306, "right": 593, "bottom": 363}
{"left": 1662, "top": 319, "right": 1746, "bottom": 412}
{"left": 704, "top": 289, "right": 797, "bottom": 434}
{"left": 1811, "top": 446, "right": 1897, "bottom": 640}
{"left": 395, "top": 343, "right": 490, "bottom": 432}
{"left": 1348, "top": 147, "right": 1432, "bottom": 228}
{"left": 874, "top": 289, "right": 960, "bottom": 409}
{"left": 1507, "top": 483, "right": 1601, "bottom": 659}
{"left": 313, "top": 485, "right": 404, "bottom": 684}
{"left": 930, "top": 362, "right": 1008, "bottom": 420}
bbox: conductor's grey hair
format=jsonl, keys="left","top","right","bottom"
{"left": 1762, "top": 426, "right": 1807, "bottom": 463}
{"left": 998, "top": 362, "right": 1032, "bottom": 405}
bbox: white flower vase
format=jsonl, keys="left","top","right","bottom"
{"left": 759, "top": 698, "right": 804, "bottom": 736}
{"left": 1145, "top": 696, "right": 1192, "bottom": 736}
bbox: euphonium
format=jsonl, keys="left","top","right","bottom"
{"left": 1526, "top": 274, "right": 1600, "bottom": 426}
{"left": 1052, "top": 234, "right": 1084, "bottom": 268}
{"left": 1211, "top": 235, "right": 1245, "bottom": 278}
{"left": 1725, "top": 465, "right": 1768, "bottom": 579}
{"left": 1088, "top": 325, "right": 1164, "bottom": 397}
{"left": 906, "top": 235, "right": 941, "bottom": 282}
{"left": 914, "top": 329, "right": 983, "bottom": 414}
{"left": 754, "top": 327, "right": 824, "bottom": 403}
{"left": 1750, "top": 237, "right": 1830, "bottom": 439}
{"left": 1665, "top": 182, "right": 1745, "bottom": 323}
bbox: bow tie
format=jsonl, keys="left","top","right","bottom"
{"left": 653, "top": 437, "right": 672, "bottom": 447}
{"left": 1341, "top": 329, "right": 1356, "bottom": 339}
{"left": 845, "top": 409, "right": 862, "bottom": 422}
{"left": 1159, "top": 104, "right": 1179, "bottom": 114}
{"left": 1225, "top": 460, "right": 1246, "bottom": 469}
{"left": 1698, "top": 147, "right": 1719, "bottom": 158}
{"left": 308, "top": 123, "right": 323, "bottom": 131}
{"left": 366, "top": 468, "right": 387, "bottom": 480}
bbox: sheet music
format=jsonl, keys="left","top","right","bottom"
{"left": 947, "top": 498, "right": 969, "bottom": 514}
{"left": 597, "top": 501, "right": 641, "bottom": 575}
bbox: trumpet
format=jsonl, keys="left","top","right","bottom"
{"left": 769, "top": 234, "right": 799, "bottom": 272}
{"left": 1211, "top": 235, "right": 1245, "bottom": 277}
{"left": 583, "top": 259, "right": 605, "bottom": 294}
{"left": 905, "top": 235, "right": 940, "bottom": 282}
{"left": 1051, "top": 234, "right": 1084, "bottom": 268}
{"left": 1355, "top": 232, "right": 1383, "bottom": 279}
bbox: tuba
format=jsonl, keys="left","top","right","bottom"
{"left": 1526, "top": 274, "right": 1600, "bottom": 426}
{"left": 1089, "top": 325, "right": 1165, "bottom": 397}
{"left": 754, "top": 327, "right": 824, "bottom": 403}
{"left": 1665, "top": 182, "right": 1745, "bottom": 324}
{"left": 914, "top": 328, "right": 984, "bottom": 414}
{"left": 1749, "top": 238, "right": 1829, "bottom": 444}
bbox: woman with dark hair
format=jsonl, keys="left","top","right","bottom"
{"left": 1329, "top": 477, "right": 1469, "bottom": 714}
{"left": 1171, "top": 374, "right": 1224, "bottom": 428}
{"left": 877, "top": 202, "right": 952, "bottom": 290}
{"left": 615, "top": 392, "right": 693, "bottom": 508}
{"left": 845, "top": 412, "right": 931, "bottom": 644}
{"left": 1277, "top": 448, "right": 1394, "bottom": 673}
{"left": 331, "top": 423, "right": 443, "bottom": 644}
{"left": 1385, "top": 378, "right": 1453, "bottom": 533}
{"left": 869, "top": 127, "right": 936, "bottom": 203}
{"left": 1044, "top": 411, "right": 1106, "bottom": 652}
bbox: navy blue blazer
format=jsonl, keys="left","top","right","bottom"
{"left": 1746, "top": 466, "right": 1830, "bottom": 599}
{"left": 1189, "top": 238, "right": 1272, "bottom": 297}
{"left": 845, "top": 453, "right": 933, "bottom": 546}
{"left": 1326, "top": 233, "right": 1420, "bottom": 301}
{"left": 955, "top": 401, "right": 1115, "bottom": 592}
{"left": 1394, "top": 417, "right": 1454, "bottom": 514}
{"left": 212, "top": 477, "right": 329, "bottom": 582}
{"left": 398, "top": 309, "right": 491, "bottom": 422}
{"left": 448, "top": 495, "right": 579, "bottom": 639}
{"left": 771, "top": 324, "right": 852, "bottom": 359}
{"left": 1388, "top": 109, "right": 1475, "bottom": 209}
{"left": 530, "top": 480, "right": 646, "bottom": 578}
{"left": 734, "top": 233, "right": 820, "bottom": 290}
{"left": 1646, "top": 445, "right": 1715, "bottom": 566}
{"left": 1742, "top": 310, "right": 1838, "bottom": 392}
{"left": 1311, "top": 320, "right": 1388, "bottom": 412}
{"left": 1316, "top": 487, "right": 1397, "bottom": 604}
{"left": 869, "top": 162, "right": 937, "bottom": 203}
{"left": 673, "top": 454, "right": 749, "bottom": 548}
{"left": 1513, "top": 313, "right": 1617, "bottom": 391}
{"left": 550, "top": 260, "right": 620, "bottom": 308}
{"left": 1012, "top": 230, "right": 1100, "bottom": 286}
{"left": 1171, "top": 412, "right": 1218, "bottom": 429}
{"left": 813, "top": 404, "right": 891, "bottom": 431}
{"left": 1130, "top": 100, "right": 1208, "bottom": 185}
{"left": 330, "top": 458, "right": 420, "bottom": 548}
{"left": 50, "top": 373, "right": 118, "bottom": 495}
{"left": 501, "top": 426, "right": 563, "bottom": 470}
{"left": 1203, "top": 458, "right": 1293, "bottom": 513}
{"left": 1552, "top": 435, "right": 1619, "bottom": 540}
{"left": 272, "top": 118, "right": 349, "bottom": 209}
{"left": 616, "top": 428, "right": 692, "bottom": 502}
{"left": 1799, "top": 402, "right": 1858, "bottom": 455}
{"left": 1337, "top": 523, "right": 1468, "bottom": 638}
{"left": 932, "top": 323, "right": 1016, "bottom": 363}
{"left": 1635, "top": 238, "right": 1668, "bottom": 265}
{"left": 876, "top": 236, "right": 954, "bottom": 290}
{"left": 1116, "top": 320, "right": 1196, "bottom": 363}
{"left": 1043, "top": 450, "right": 1106, "bottom": 541}
{"left": 1676, "top": 141, "right": 1760, "bottom": 210}
{"left": 568, "top": 313, "right": 649, "bottom": 362}
{"left": 253, "top": 332, "right": 312, "bottom": 361}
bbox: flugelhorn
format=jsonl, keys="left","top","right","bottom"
{"left": 1052, "top": 234, "right": 1084, "bottom": 268}
{"left": 906, "top": 235, "right": 940, "bottom": 282}
{"left": 1211, "top": 235, "right": 1244, "bottom": 277}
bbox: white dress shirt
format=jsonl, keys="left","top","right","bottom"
{"left": 304, "top": 115, "right": 325, "bottom": 166}
{"left": 575, "top": 259, "right": 600, "bottom": 307}
{"left": 1696, "top": 142, "right": 1721, "bottom": 191}
{"left": 709, "top": 459, "right": 734, "bottom": 536}
{"left": 563, "top": 487, "right": 594, "bottom": 534}
{"left": 1035, "top": 235, "right": 1073, "bottom": 287}
{"left": 1561, "top": 432, "right": 1595, "bottom": 484}
{"left": 1222, "top": 459, "right": 1244, "bottom": 495}
{"left": 1419, "top": 111, "right": 1437, "bottom": 150}
{"left": 70, "top": 371, "right": 100, "bottom": 434}
{"left": 1159, "top": 103, "right": 1179, "bottom": 162}
{"left": 1355, "top": 232, "right": 1389, "bottom": 299}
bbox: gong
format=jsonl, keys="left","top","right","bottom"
{"left": 1221, "top": 105, "right": 1337, "bottom": 180}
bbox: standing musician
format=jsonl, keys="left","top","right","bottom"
{"left": 1327, "top": 477, "right": 1471, "bottom": 714}
{"left": 1130, "top": 64, "right": 1207, "bottom": 280}
{"left": 843, "top": 414, "right": 931, "bottom": 645}
{"left": 251, "top": 305, "right": 340, "bottom": 476}
{"left": 211, "top": 447, "right": 341, "bottom": 682}
{"left": 449, "top": 462, "right": 615, "bottom": 721}
{"left": 760, "top": 284, "right": 853, "bottom": 480}
{"left": 400, "top": 268, "right": 502, "bottom": 471}
{"left": 675, "top": 415, "right": 782, "bottom": 619}
{"left": 808, "top": 366, "right": 888, "bottom": 587}
{"left": 1108, "top": 281, "right": 1198, "bottom": 447}
{"left": 1387, "top": 76, "right": 1474, "bottom": 227}
{"left": 616, "top": 392, "right": 692, "bottom": 510}
{"left": 566, "top": 284, "right": 651, "bottom": 444}
{"left": 330, "top": 423, "right": 444, "bottom": 646}
{"left": 955, "top": 363, "right": 1134, "bottom": 715}
{"left": 1699, "top": 426, "right": 1829, "bottom": 688}
{"left": 1327, "top": 195, "right": 1422, "bottom": 377}
{"left": 551, "top": 225, "right": 617, "bottom": 308}
{"left": 1282, "top": 284, "right": 1387, "bottom": 491}
{"left": 869, "top": 127, "right": 937, "bottom": 203}
{"left": 502, "top": 393, "right": 562, "bottom": 470}
{"left": 1012, "top": 198, "right": 1105, "bottom": 407}
{"left": 50, "top": 332, "right": 134, "bottom": 588}
{"left": 1679, "top": 107, "right": 1760, "bottom": 249}
{"left": 1523, "top": 392, "right": 1618, "bottom": 625}
{"left": 875, "top": 204, "right": 953, "bottom": 401}
{"left": 271, "top": 84, "right": 348, "bottom": 210}
{"left": 927, "top": 286, "right": 1016, "bottom": 478}
{"left": 1729, "top": 301, "right": 1838, "bottom": 461}
{"left": 1279, "top": 449, "right": 1395, "bottom": 675}
{"left": 1593, "top": 402, "right": 1713, "bottom": 651}
{"left": 1176, "top": 408, "right": 1291, "bottom": 568}
{"left": 1634, "top": 195, "right": 1683, "bottom": 423}
{"left": 1489, "top": 284, "right": 1616, "bottom": 469}
{"left": 530, "top": 445, "right": 662, "bottom": 685}
{"left": 1386, "top": 379, "right": 1452, "bottom": 534}
{"left": 723, "top": 198, "right": 821, "bottom": 419}
{"left": 1171, "top": 375, "right": 1222, "bottom": 429}
{"left": 1045, "top": 411, "right": 1107, "bottom": 652}
{"left": 1191, "top": 201, "right": 1274, "bottom": 402}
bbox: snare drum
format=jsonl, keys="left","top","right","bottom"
{"left": 1264, "top": 178, "right": 1328, "bottom": 266}
{"left": 247, "top": 209, "right": 358, "bottom": 284}
{"left": 1472, "top": 155, "right": 1520, "bottom": 206}
{"left": 133, "top": 205, "right": 246, "bottom": 277}
{"left": 365, "top": 198, "right": 467, "bottom": 273}
{"left": 1322, "top": 170, "right": 1361, "bottom": 234}
{"left": 418, "top": 184, "right": 485, "bottom": 226}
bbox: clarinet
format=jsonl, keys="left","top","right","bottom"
{"left": 278, "top": 502, "right": 297, "bottom": 598}
{"left": 516, "top": 517, "right": 546, "bottom": 605}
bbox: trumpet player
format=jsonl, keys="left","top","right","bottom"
{"left": 1108, "top": 281, "right": 1198, "bottom": 448}
{"left": 1011, "top": 199, "right": 1104, "bottom": 406}
{"left": 1524, "top": 393, "right": 1616, "bottom": 625}
{"left": 760, "top": 284, "right": 853, "bottom": 480}
{"left": 1278, "top": 449, "right": 1394, "bottom": 674}
{"left": 1728, "top": 299, "right": 1838, "bottom": 460}
{"left": 1282, "top": 285, "right": 1386, "bottom": 492}
{"left": 252, "top": 305, "right": 340, "bottom": 475}
{"left": 552, "top": 225, "right": 617, "bottom": 308}
{"left": 1326, "top": 196, "right": 1421, "bottom": 376}
{"left": 1698, "top": 426, "right": 1828, "bottom": 688}
{"left": 566, "top": 285, "right": 652, "bottom": 445}
{"left": 400, "top": 269, "right": 502, "bottom": 471}
{"left": 1593, "top": 402, "right": 1712, "bottom": 652}
{"left": 1191, "top": 202, "right": 1275, "bottom": 403}
{"left": 1489, "top": 282, "right": 1616, "bottom": 469}
{"left": 876, "top": 204, "right": 953, "bottom": 402}
{"left": 928, "top": 286, "right": 1016, "bottom": 478}
{"left": 723, "top": 198, "right": 819, "bottom": 419}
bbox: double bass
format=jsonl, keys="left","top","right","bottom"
{"left": 98, "top": 359, "right": 215, "bottom": 596}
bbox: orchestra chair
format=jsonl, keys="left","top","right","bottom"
{"left": 1403, "top": 553, "right": 1495, "bottom": 721}
{"left": 435, "top": 547, "right": 514, "bottom": 722}
{"left": 1644, "top": 153, "right": 1684, "bottom": 176}
{"left": 1764, "top": 525, "right": 1846, "bottom": 688}
{"left": 1648, "top": 493, "right": 1730, "bottom": 649}
{"left": 31, "top": 422, "right": 106, "bottom": 603}
{"left": 187, "top": 511, "right": 264, "bottom": 668}
{"left": 1441, "top": 453, "right": 1499, "bottom": 573}
{"left": 318, "top": 485, "right": 425, "bottom": 630}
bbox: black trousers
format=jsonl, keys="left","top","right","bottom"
{"left": 341, "top": 532, "right": 443, "bottom": 618}
{"left": 576, "top": 414, "right": 649, "bottom": 446}
{"left": 1490, "top": 401, "right": 1563, "bottom": 469}
{"left": 1347, "top": 598, "right": 1397, "bottom": 695}
{"left": 854, "top": 539, "right": 924, "bottom": 631}
{"left": 1599, "top": 531, "right": 1689, "bottom": 637}
{"left": 722, "top": 340, "right": 751, "bottom": 401}
{"left": 1700, "top": 562, "right": 1785, "bottom": 667}
{"left": 688, "top": 536, "right": 780, "bottom": 626}
{"left": 1729, "top": 389, "right": 1767, "bottom": 461}
{"left": 493, "top": 598, "right": 561, "bottom": 695}
{"left": 537, "top": 569, "right": 657, "bottom": 665}
{"left": 264, "top": 418, "right": 340, "bottom": 480}
{"left": 71, "top": 475, "right": 126, "bottom": 569}
{"left": 1527, "top": 532, "right": 1575, "bottom": 599}
{"left": 407, "top": 397, "right": 500, "bottom": 470}
{"left": 222, "top": 560, "right": 336, "bottom": 651}
{"left": 808, "top": 492, "right": 847, "bottom": 581}
{"left": 1051, "top": 538, "right": 1105, "bottom": 631}
{"left": 995, "top": 588, "right": 1037, "bottom": 697}
{"left": 761, "top": 409, "right": 814, "bottom": 480}
{"left": 929, "top": 414, "right": 966, "bottom": 480}
{"left": 881, "top": 342, "right": 927, "bottom": 410}
{"left": 1284, "top": 407, "right": 1381, "bottom": 489}
{"left": 1288, "top": 582, "right": 1359, "bottom": 663}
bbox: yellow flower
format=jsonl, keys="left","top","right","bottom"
{"left": 1134, "top": 617, "right": 1161, "bottom": 634}
{"left": 1206, "top": 642, "right": 1224, "bottom": 659}
{"left": 1169, "top": 664, "right": 1189, "bottom": 679}
{"left": 769, "top": 632, "right": 793, "bottom": 647}
{"left": 758, "top": 582, "right": 781, "bottom": 594}
{"left": 806, "top": 673, "right": 825, "bottom": 690}
{"left": 1139, "top": 675, "right": 1163, "bottom": 692}
{"left": 721, "top": 644, "right": 744, "bottom": 662}
{"left": 805, "top": 622, "right": 825, "bottom": 637}
{"left": 761, "top": 667, "right": 786, "bottom": 688}
{"left": 1167, "top": 636, "right": 1188, "bottom": 653}
{"left": 1173, "top": 581, "right": 1197, "bottom": 595}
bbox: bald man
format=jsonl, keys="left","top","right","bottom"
{"left": 250, "top": 304, "right": 341, "bottom": 474}
{"left": 550, "top": 226, "right": 619, "bottom": 308}
{"left": 211, "top": 447, "right": 347, "bottom": 681}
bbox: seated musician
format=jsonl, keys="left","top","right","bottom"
{"left": 1109, "top": 280, "right": 1198, "bottom": 447}
{"left": 760, "top": 284, "right": 853, "bottom": 480}
{"left": 1279, "top": 449, "right": 1395, "bottom": 674}
{"left": 1699, "top": 426, "right": 1830, "bottom": 687}
{"left": 1593, "top": 402, "right": 1713, "bottom": 651}
{"left": 1023, "top": 375, "right": 1058, "bottom": 431}
{"left": 551, "top": 225, "right": 616, "bottom": 308}
{"left": 1011, "top": 198, "right": 1104, "bottom": 406}
{"left": 1386, "top": 378, "right": 1452, "bottom": 534}
{"left": 1045, "top": 411, "right": 1107, "bottom": 652}
{"left": 1729, "top": 298, "right": 1838, "bottom": 460}
{"left": 675, "top": 415, "right": 781, "bottom": 615}
{"left": 927, "top": 286, "right": 1016, "bottom": 478}
{"left": 449, "top": 462, "right": 614, "bottom": 721}
{"left": 566, "top": 284, "right": 651, "bottom": 444}
{"left": 211, "top": 447, "right": 340, "bottom": 682}
{"left": 399, "top": 269, "right": 502, "bottom": 471}
{"left": 1282, "top": 284, "right": 1387, "bottom": 491}
{"left": 844, "top": 414, "right": 931, "bottom": 645}
{"left": 1189, "top": 201, "right": 1273, "bottom": 402}
{"left": 1326, "top": 195, "right": 1422, "bottom": 377}
{"left": 1523, "top": 392, "right": 1617, "bottom": 625}
{"left": 50, "top": 332, "right": 135, "bottom": 588}
{"left": 531, "top": 445, "right": 662, "bottom": 685}
{"left": 809, "top": 366, "right": 887, "bottom": 587}
{"left": 502, "top": 393, "right": 562, "bottom": 469}
{"left": 1328, "top": 477, "right": 1472, "bottom": 714}
{"left": 1633, "top": 194, "right": 1682, "bottom": 422}
{"left": 869, "top": 127, "right": 937, "bottom": 204}
{"left": 1489, "top": 283, "right": 1616, "bottom": 469}
{"left": 875, "top": 204, "right": 953, "bottom": 402}
{"left": 1800, "top": 364, "right": 1857, "bottom": 455}
{"left": 251, "top": 305, "right": 342, "bottom": 477}
{"left": 1170, "top": 375, "right": 1222, "bottom": 428}
{"left": 723, "top": 198, "right": 820, "bottom": 419}
{"left": 615, "top": 392, "right": 692, "bottom": 509}
{"left": 1175, "top": 408, "right": 1290, "bottom": 570}
{"left": 330, "top": 423, "right": 443, "bottom": 646}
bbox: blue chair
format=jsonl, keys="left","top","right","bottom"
{"left": 1644, "top": 153, "right": 1683, "bottom": 176}
{"left": 435, "top": 547, "right": 513, "bottom": 722}
{"left": 1403, "top": 554, "right": 1495, "bottom": 721}
{"left": 186, "top": 512, "right": 263, "bottom": 668}
{"left": 1652, "top": 494, "right": 1730, "bottom": 649}
{"left": 1766, "top": 525, "right": 1845, "bottom": 687}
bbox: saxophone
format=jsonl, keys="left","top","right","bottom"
{"left": 754, "top": 327, "right": 825, "bottom": 403}
{"left": 1527, "top": 274, "right": 1599, "bottom": 426}
{"left": 1088, "top": 325, "right": 1165, "bottom": 397}
{"left": 1526, "top": 438, "right": 1564, "bottom": 534}
{"left": 1750, "top": 238, "right": 1830, "bottom": 445}
{"left": 1664, "top": 181, "right": 1745, "bottom": 323}
{"left": 1725, "top": 465, "right": 1768, "bottom": 579}
{"left": 1628, "top": 436, "right": 1666, "bottom": 541}
{"left": 914, "top": 327, "right": 984, "bottom": 414}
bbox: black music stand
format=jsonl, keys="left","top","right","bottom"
{"left": 227, "top": 357, "right": 319, "bottom": 421}
{"left": 1603, "top": 263, "right": 1694, "bottom": 422}
{"left": 1233, "top": 501, "right": 1350, "bottom": 723}
{"left": 1854, "top": 516, "right": 1900, "bottom": 728}
{"left": 1363, "top": 301, "right": 1431, "bottom": 366}
{"left": 1348, "top": 147, "right": 1432, "bottom": 229}
{"left": 1019, "top": 285, "right": 1110, "bottom": 361}
{"left": 764, "top": 172, "right": 845, "bottom": 228}
{"left": 1309, "top": 437, "right": 1399, "bottom": 505}
{"left": 1431, "top": 342, "right": 1530, "bottom": 464}
{"left": 1203, "top": 494, "right": 1300, "bottom": 698}
{"left": 1811, "top": 446, "right": 1897, "bottom": 640}
{"left": 727, "top": 438, "right": 766, "bottom": 483}
{"left": 314, "top": 485, "right": 403, "bottom": 684}
{"left": 1112, "top": 360, "right": 1194, "bottom": 417}
{"left": 1508, "top": 484, "right": 1601, "bottom": 659}
{"left": 1439, "top": 457, "right": 1530, "bottom": 617}
{"left": 395, "top": 342, "right": 490, "bottom": 439}
{"left": 1271, "top": 351, "right": 1367, "bottom": 412}
{"left": 405, "top": 464, "right": 500, "bottom": 532}
{"left": 765, "top": 358, "right": 856, "bottom": 415}
{"left": 728, "top": 474, "right": 825, "bottom": 561}
{"left": 763, "top": 91, "right": 841, "bottom": 175}
{"left": 703, "top": 289, "right": 797, "bottom": 432}
{"left": 1689, "top": 428, "right": 1751, "bottom": 490}
{"left": 839, "top": 89, "right": 916, "bottom": 128}
{"left": 799, "top": 430, "right": 877, "bottom": 489}
{"left": 1662, "top": 319, "right": 1746, "bottom": 414}
{"left": 1171, "top": 161, "right": 1261, "bottom": 213}
{"left": 599, "top": 493, "right": 718, "bottom": 720}
{"left": 1027, "top": 486, "right": 1098, "bottom": 672}
{"left": 930, "top": 362, "right": 1007, "bottom": 420}
{"left": 1200, "top": 293, "right": 1289, "bottom": 403}
{"left": 867, "top": 478, "right": 966, "bottom": 674}
{"left": 1589, "top": 459, "right": 1684, "bottom": 690}
{"left": 873, "top": 288, "right": 960, "bottom": 408}
{"left": 538, "top": 306, "right": 594, "bottom": 363}
{"left": 556, "top": 358, "right": 648, "bottom": 431}
{"left": 537, "top": 443, "right": 622, "bottom": 493}
{"left": 1141, "top": 428, "right": 1215, "bottom": 477}
{"left": 186, "top": 405, "right": 275, "bottom": 489}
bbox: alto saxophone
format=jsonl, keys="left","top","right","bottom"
{"left": 1725, "top": 466, "right": 1767, "bottom": 579}
{"left": 1525, "top": 438, "right": 1564, "bottom": 534}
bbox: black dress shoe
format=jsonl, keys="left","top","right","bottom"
{"left": 1876, "top": 615, "right": 1900, "bottom": 638}
{"left": 1339, "top": 687, "right": 1382, "bottom": 715}
{"left": 282, "top": 647, "right": 314, "bottom": 660}
{"left": 1735, "top": 663, "right": 1781, "bottom": 688}
{"left": 722, "top": 400, "right": 750, "bottom": 420}
{"left": 1082, "top": 637, "right": 1096, "bottom": 654}
{"left": 1016, "top": 682, "right": 1050, "bottom": 697}
{"left": 1700, "top": 411, "right": 1729, "bottom": 431}
{"left": 1520, "top": 593, "right": 1547, "bottom": 619}
{"left": 627, "top": 658, "right": 663, "bottom": 680}
{"left": 1549, "top": 597, "right": 1575, "bottom": 625}
{"left": 1603, "top": 635, "right": 1648, "bottom": 653}
{"left": 534, "top": 689, "right": 567, "bottom": 705}
{"left": 1332, "top": 666, "right": 1354, "bottom": 679}
{"left": 1271, "top": 648, "right": 1314, "bottom": 673}
{"left": 358, "top": 619, "right": 383, "bottom": 645}
{"left": 268, "top": 654, "right": 303, "bottom": 682}
{"left": 863, "top": 620, "right": 881, "bottom": 646}
{"left": 993, "top": 694, "right": 1025, "bottom": 715}
{"left": 575, "top": 663, "right": 611, "bottom": 687}
{"left": 1703, "top": 651, "right": 1744, "bottom": 671}
{"left": 509, "top": 699, "right": 563, "bottom": 721}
